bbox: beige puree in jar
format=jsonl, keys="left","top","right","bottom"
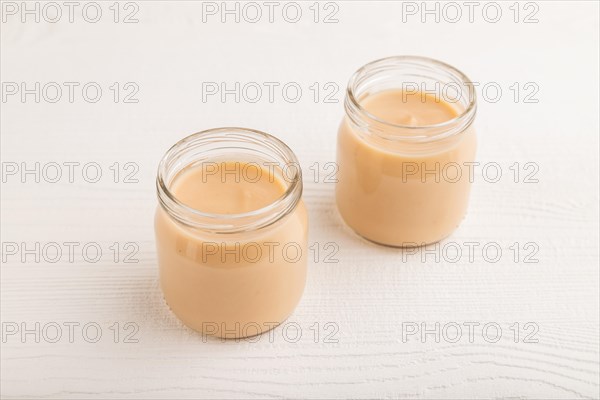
{"left": 155, "top": 130, "right": 307, "bottom": 339}
{"left": 336, "top": 84, "right": 477, "bottom": 246}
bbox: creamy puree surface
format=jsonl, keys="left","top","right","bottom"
{"left": 336, "top": 90, "right": 477, "bottom": 246}
{"left": 156, "top": 162, "right": 308, "bottom": 338}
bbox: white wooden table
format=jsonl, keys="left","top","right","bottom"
{"left": 1, "top": 1, "right": 599, "bottom": 398}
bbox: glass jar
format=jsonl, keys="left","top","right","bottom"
{"left": 336, "top": 56, "right": 477, "bottom": 247}
{"left": 155, "top": 128, "right": 308, "bottom": 339}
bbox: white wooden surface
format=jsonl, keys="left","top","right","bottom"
{"left": 1, "top": 1, "right": 599, "bottom": 399}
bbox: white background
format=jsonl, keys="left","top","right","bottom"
{"left": 1, "top": 1, "right": 599, "bottom": 398}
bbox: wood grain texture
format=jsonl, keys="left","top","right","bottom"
{"left": 1, "top": 2, "right": 599, "bottom": 399}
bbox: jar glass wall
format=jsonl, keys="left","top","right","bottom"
{"left": 155, "top": 128, "right": 308, "bottom": 339}
{"left": 336, "top": 56, "right": 477, "bottom": 247}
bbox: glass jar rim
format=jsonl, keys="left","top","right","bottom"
{"left": 346, "top": 55, "right": 477, "bottom": 141}
{"left": 156, "top": 127, "right": 303, "bottom": 233}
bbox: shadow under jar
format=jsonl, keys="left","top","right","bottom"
{"left": 336, "top": 56, "right": 477, "bottom": 247}
{"left": 155, "top": 128, "right": 308, "bottom": 339}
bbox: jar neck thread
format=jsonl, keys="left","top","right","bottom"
{"left": 345, "top": 56, "right": 477, "bottom": 143}
{"left": 156, "top": 128, "right": 303, "bottom": 234}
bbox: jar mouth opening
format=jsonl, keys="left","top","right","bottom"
{"left": 156, "top": 128, "right": 303, "bottom": 233}
{"left": 346, "top": 55, "right": 477, "bottom": 141}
